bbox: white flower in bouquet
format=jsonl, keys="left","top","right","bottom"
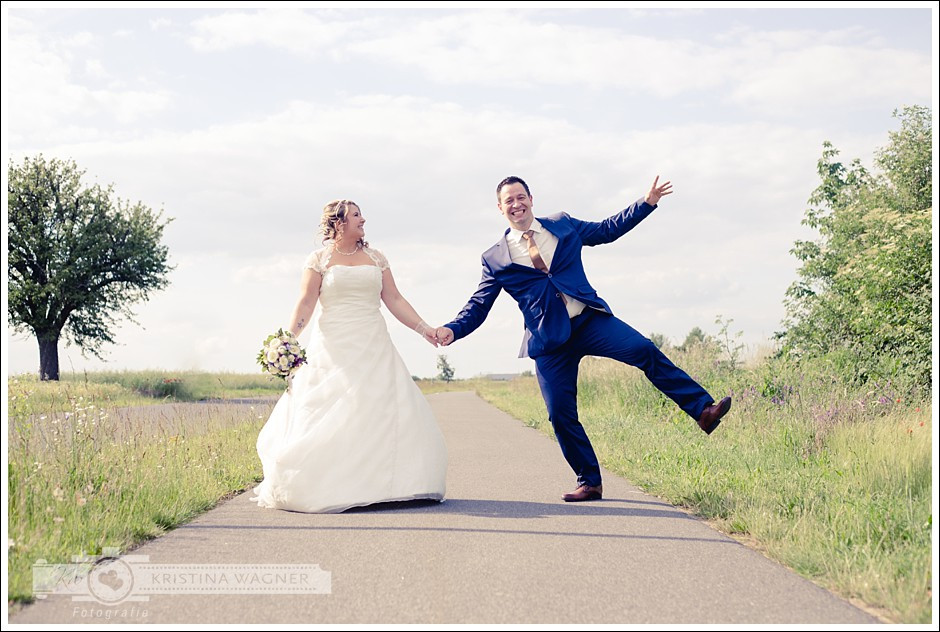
{"left": 257, "top": 329, "right": 308, "bottom": 383}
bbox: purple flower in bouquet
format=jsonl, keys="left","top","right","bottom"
{"left": 257, "top": 329, "right": 307, "bottom": 381}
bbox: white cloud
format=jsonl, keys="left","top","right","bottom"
{"left": 728, "top": 43, "right": 929, "bottom": 114}
{"left": 184, "top": 10, "right": 931, "bottom": 115}
{"left": 150, "top": 18, "right": 172, "bottom": 31}
{"left": 4, "top": 17, "right": 175, "bottom": 145}
{"left": 84, "top": 58, "right": 109, "bottom": 79}
{"left": 347, "top": 13, "right": 722, "bottom": 96}
{"left": 189, "top": 8, "right": 349, "bottom": 55}
{"left": 233, "top": 256, "right": 302, "bottom": 285}
{"left": 64, "top": 31, "right": 94, "bottom": 47}
{"left": 91, "top": 88, "right": 174, "bottom": 125}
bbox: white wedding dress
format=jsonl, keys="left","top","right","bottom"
{"left": 251, "top": 246, "right": 448, "bottom": 513}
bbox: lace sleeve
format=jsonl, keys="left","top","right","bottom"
{"left": 302, "top": 248, "right": 330, "bottom": 274}
{"left": 364, "top": 246, "right": 389, "bottom": 271}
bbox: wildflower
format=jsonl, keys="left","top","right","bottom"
{"left": 76, "top": 497, "right": 87, "bottom": 507}
{"left": 919, "top": 422, "right": 924, "bottom": 427}
{"left": 52, "top": 487, "right": 65, "bottom": 501}
{"left": 53, "top": 517, "right": 64, "bottom": 523}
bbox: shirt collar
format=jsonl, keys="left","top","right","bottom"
{"left": 508, "top": 217, "right": 544, "bottom": 243}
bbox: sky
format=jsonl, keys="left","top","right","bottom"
{"left": 2, "top": 2, "right": 937, "bottom": 380}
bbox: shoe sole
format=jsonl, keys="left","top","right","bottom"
{"left": 563, "top": 494, "right": 602, "bottom": 502}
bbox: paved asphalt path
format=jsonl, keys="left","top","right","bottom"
{"left": 10, "top": 391, "right": 879, "bottom": 625}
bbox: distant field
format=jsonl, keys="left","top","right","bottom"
{"left": 8, "top": 369, "right": 285, "bottom": 412}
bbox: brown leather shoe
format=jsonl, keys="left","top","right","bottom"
{"left": 563, "top": 484, "right": 603, "bottom": 502}
{"left": 698, "top": 396, "right": 732, "bottom": 435}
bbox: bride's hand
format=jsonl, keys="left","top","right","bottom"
{"left": 414, "top": 320, "right": 439, "bottom": 347}
{"left": 422, "top": 330, "right": 440, "bottom": 347}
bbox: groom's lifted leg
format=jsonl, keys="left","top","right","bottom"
{"left": 581, "top": 313, "right": 732, "bottom": 433}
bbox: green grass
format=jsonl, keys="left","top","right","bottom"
{"left": 428, "top": 353, "right": 932, "bottom": 624}
{"left": 8, "top": 365, "right": 931, "bottom": 623}
{"left": 7, "top": 373, "right": 275, "bottom": 605}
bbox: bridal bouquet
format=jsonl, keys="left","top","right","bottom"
{"left": 257, "top": 329, "right": 307, "bottom": 381}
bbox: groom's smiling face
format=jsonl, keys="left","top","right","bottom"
{"left": 498, "top": 183, "right": 534, "bottom": 231}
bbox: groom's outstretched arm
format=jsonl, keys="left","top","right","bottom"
{"left": 437, "top": 258, "right": 502, "bottom": 346}
{"left": 576, "top": 176, "right": 673, "bottom": 246}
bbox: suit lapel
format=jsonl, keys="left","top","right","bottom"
{"left": 489, "top": 222, "right": 566, "bottom": 273}
{"left": 489, "top": 230, "right": 515, "bottom": 271}
{"left": 538, "top": 215, "right": 564, "bottom": 239}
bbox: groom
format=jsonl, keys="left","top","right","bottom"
{"left": 435, "top": 175, "right": 731, "bottom": 502}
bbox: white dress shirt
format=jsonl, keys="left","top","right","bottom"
{"left": 507, "top": 218, "right": 586, "bottom": 319}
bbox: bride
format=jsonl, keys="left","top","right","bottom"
{"left": 251, "top": 199, "right": 447, "bottom": 513}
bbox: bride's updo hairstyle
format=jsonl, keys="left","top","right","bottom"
{"left": 320, "top": 199, "right": 368, "bottom": 248}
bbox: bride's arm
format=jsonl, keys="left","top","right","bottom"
{"left": 286, "top": 268, "right": 322, "bottom": 337}
{"left": 380, "top": 268, "right": 438, "bottom": 346}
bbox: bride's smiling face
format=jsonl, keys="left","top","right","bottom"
{"left": 341, "top": 205, "right": 366, "bottom": 241}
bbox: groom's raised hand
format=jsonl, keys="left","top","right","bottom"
{"left": 435, "top": 327, "right": 455, "bottom": 346}
{"left": 644, "top": 175, "right": 673, "bottom": 206}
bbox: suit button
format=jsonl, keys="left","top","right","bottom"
{"left": 555, "top": 293, "right": 561, "bottom": 297}
{"left": 547, "top": 273, "right": 552, "bottom": 278}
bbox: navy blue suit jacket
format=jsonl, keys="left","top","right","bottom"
{"left": 446, "top": 198, "right": 657, "bottom": 358}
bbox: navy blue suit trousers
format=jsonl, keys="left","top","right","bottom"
{"left": 535, "top": 309, "right": 714, "bottom": 487}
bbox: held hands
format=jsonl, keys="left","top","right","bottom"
{"left": 414, "top": 321, "right": 440, "bottom": 347}
{"left": 645, "top": 175, "right": 673, "bottom": 206}
{"left": 415, "top": 322, "right": 454, "bottom": 347}
{"left": 435, "top": 327, "right": 455, "bottom": 346}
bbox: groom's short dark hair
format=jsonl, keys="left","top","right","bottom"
{"left": 496, "top": 176, "right": 530, "bottom": 199}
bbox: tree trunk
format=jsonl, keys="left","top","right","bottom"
{"left": 38, "top": 336, "right": 60, "bottom": 381}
